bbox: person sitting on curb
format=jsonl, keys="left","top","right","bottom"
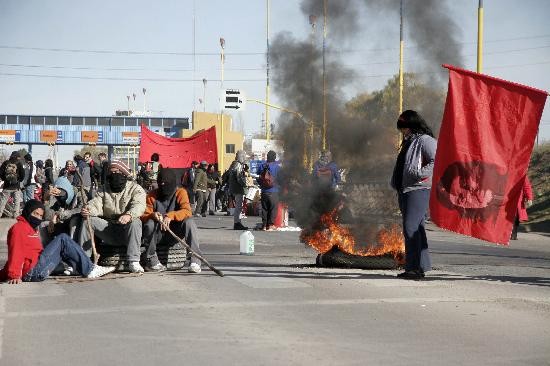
{"left": 79, "top": 160, "right": 147, "bottom": 273}
{"left": 0, "top": 200, "right": 115, "bottom": 283}
{"left": 141, "top": 169, "right": 203, "bottom": 273}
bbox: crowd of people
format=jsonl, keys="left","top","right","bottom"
{"left": 0, "top": 148, "right": 288, "bottom": 284}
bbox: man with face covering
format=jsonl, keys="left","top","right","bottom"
{"left": 141, "top": 169, "right": 203, "bottom": 273}
{"left": 79, "top": 160, "right": 147, "bottom": 273}
{"left": 0, "top": 200, "right": 115, "bottom": 283}
{"left": 43, "top": 176, "right": 83, "bottom": 241}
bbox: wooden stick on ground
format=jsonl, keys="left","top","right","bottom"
{"left": 159, "top": 220, "right": 224, "bottom": 277}
{"left": 75, "top": 171, "right": 99, "bottom": 265}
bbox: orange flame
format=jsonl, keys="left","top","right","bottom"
{"left": 301, "top": 209, "right": 405, "bottom": 263}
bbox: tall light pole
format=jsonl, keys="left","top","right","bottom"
{"left": 399, "top": 0, "right": 404, "bottom": 115}
{"left": 266, "top": 0, "right": 271, "bottom": 142}
{"left": 126, "top": 95, "right": 130, "bottom": 116}
{"left": 142, "top": 88, "right": 147, "bottom": 115}
{"left": 202, "top": 78, "right": 207, "bottom": 112}
{"left": 322, "top": 0, "right": 328, "bottom": 150}
{"left": 308, "top": 14, "right": 317, "bottom": 171}
{"left": 219, "top": 37, "right": 226, "bottom": 173}
{"left": 477, "top": 0, "right": 484, "bottom": 73}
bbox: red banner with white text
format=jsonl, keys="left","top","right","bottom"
{"left": 430, "top": 65, "right": 547, "bottom": 245}
{"left": 139, "top": 125, "right": 218, "bottom": 168}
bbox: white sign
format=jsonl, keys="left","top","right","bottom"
{"left": 221, "top": 89, "right": 246, "bottom": 111}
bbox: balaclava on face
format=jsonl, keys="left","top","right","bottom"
{"left": 157, "top": 169, "right": 177, "bottom": 200}
{"left": 22, "top": 199, "right": 45, "bottom": 229}
{"left": 108, "top": 172, "right": 127, "bottom": 193}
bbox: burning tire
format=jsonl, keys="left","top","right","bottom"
{"left": 316, "top": 247, "right": 398, "bottom": 270}
{"left": 98, "top": 243, "right": 187, "bottom": 271}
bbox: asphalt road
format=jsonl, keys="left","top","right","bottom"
{"left": 0, "top": 216, "right": 549, "bottom": 366}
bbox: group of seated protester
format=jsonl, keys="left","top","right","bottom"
{"left": 1, "top": 159, "right": 203, "bottom": 284}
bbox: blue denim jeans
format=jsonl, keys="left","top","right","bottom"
{"left": 24, "top": 233, "right": 94, "bottom": 282}
{"left": 398, "top": 189, "right": 430, "bottom": 272}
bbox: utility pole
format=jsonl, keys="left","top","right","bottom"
{"left": 477, "top": 0, "right": 484, "bottom": 73}
{"left": 266, "top": 0, "right": 271, "bottom": 142}
{"left": 322, "top": 0, "right": 328, "bottom": 150}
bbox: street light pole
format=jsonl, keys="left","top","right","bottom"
{"left": 266, "top": 0, "right": 271, "bottom": 142}
{"left": 322, "top": 0, "right": 328, "bottom": 150}
{"left": 219, "top": 38, "right": 226, "bottom": 173}
{"left": 308, "top": 14, "right": 317, "bottom": 172}
{"left": 142, "top": 88, "right": 147, "bottom": 115}
{"left": 202, "top": 78, "right": 207, "bottom": 112}
{"left": 126, "top": 95, "right": 130, "bottom": 116}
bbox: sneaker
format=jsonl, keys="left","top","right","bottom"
{"left": 201, "top": 213, "right": 207, "bottom": 217}
{"left": 128, "top": 261, "right": 145, "bottom": 273}
{"left": 195, "top": 213, "right": 202, "bottom": 217}
{"left": 63, "top": 266, "right": 76, "bottom": 276}
{"left": 144, "top": 262, "right": 167, "bottom": 272}
{"left": 209, "top": 211, "right": 215, "bottom": 216}
{"left": 188, "top": 263, "right": 202, "bottom": 274}
{"left": 233, "top": 222, "right": 248, "bottom": 230}
{"left": 87, "top": 265, "right": 116, "bottom": 279}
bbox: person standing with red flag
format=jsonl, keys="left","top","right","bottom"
{"left": 391, "top": 110, "right": 437, "bottom": 280}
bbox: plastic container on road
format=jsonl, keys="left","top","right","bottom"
{"left": 239, "top": 231, "right": 254, "bottom": 255}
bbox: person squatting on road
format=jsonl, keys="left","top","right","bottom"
{"left": 141, "top": 168, "right": 203, "bottom": 273}
{"left": 257, "top": 150, "right": 281, "bottom": 231}
{"left": 79, "top": 159, "right": 147, "bottom": 273}
{"left": 0, "top": 200, "right": 115, "bottom": 284}
{"left": 391, "top": 110, "right": 437, "bottom": 280}
{"left": 228, "top": 150, "right": 248, "bottom": 230}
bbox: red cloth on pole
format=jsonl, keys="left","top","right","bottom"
{"left": 139, "top": 125, "right": 218, "bottom": 168}
{"left": 430, "top": 65, "right": 547, "bottom": 245}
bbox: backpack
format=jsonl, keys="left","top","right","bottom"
{"left": 258, "top": 164, "right": 274, "bottom": 189}
{"left": 145, "top": 161, "right": 159, "bottom": 181}
{"left": 5, "top": 162, "right": 18, "bottom": 185}
{"left": 316, "top": 165, "right": 333, "bottom": 186}
{"left": 34, "top": 166, "right": 46, "bottom": 184}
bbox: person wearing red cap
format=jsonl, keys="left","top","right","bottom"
{"left": 79, "top": 159, "right": 147, "bottom": 273}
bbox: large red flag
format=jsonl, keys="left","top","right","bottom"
{"left": 430, "top": 65, "right": 547, "bottom": 245}
{"left": 139, "top": 125, "right": 218, "bottom": 168}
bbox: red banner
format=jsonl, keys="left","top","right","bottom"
{"left": 430, "top": 65, "right": 547, "bottom": 245}
{"left": 139, "top": 125, "right": 217, "bottom": 168}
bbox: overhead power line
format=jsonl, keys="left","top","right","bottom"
{"left": 0, "top": 72, "right": 264, "bottom": 82}
{"left": 0, "top": 33, "right": 549, "bottom": 56}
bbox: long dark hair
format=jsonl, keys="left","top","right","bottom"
{"left": 398, "top": 110, "right": 434, "bottom": 137}
{"left": 45, "top": 159, "right": 54, "bottom": 168}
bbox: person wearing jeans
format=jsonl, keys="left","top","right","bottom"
{"left": 0, "top": 200, "right": 114, "bottom": 284}
{"left": 390, "top": 110, "right": 437, "bottom": 280}
{"left": 256, "top": 150, "right": 281, "bottom": 231}
{"left": 141, "top": 169, "right": 203, "bottom": 273}
{"left": 228, "top": 150, "right": 248, "bottom": 230}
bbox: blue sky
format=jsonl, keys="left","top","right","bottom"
{"left": 0, "top": 0, "right": 549, "bottom": 163}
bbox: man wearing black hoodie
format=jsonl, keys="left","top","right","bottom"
{"left": 0, "top": 151, "right": 25, "bottom": 218}
{"left": 141, "top": 169, "right": 203, "bottom": 273}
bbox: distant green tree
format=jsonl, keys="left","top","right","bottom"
{"left": 346, "top": 73, "right": 446, "bottom": 136}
